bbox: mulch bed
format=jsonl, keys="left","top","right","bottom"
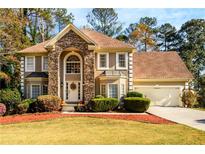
{"left": 0, "top": 112, "right": 175, "bottom": 124}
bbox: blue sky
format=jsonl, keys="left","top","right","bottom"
{"left": 68, "top": 8, "right": 205, "bottom": 30}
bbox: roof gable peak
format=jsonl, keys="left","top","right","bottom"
{"left": 45, "top": 24, "right": 96, "bottom": 49}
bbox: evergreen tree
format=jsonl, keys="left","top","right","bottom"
{"left": 86, "top": 8, "right": 122, "bottom": 37}
{"left": 156, "top": 23, "right": 177, "bottom": 51}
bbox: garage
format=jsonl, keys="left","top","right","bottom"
{"left": 134, "top": 86, "right": 183, "bottom": 107}
{"left": 132, "top": 52, "right": 193, "bottom": 107}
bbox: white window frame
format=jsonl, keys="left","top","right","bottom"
{"left": 25, "top": 56, "right": 35, "bottom": 72}
{"left": 116, "top": 52, "right": 128, "bottom": 70}
{"left": 100, "top": 84, "right": 107, "bottom": 97}
{"left": 97, "top": 53, "right": 109, "bottom": 70}
{"left": 42, "top": 56, "right": 48, "bottom": 72}
{"left": 30, "top": 84, "right": 41, "bottom": 98}
{"left": 108, "top": 83, "right": 118, "bottom": 98}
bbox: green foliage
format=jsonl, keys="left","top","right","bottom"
{"left": 182, "top": 89, "right": 198, "bottom": 108}
{"left": 17, "top": 99, "right": 35, "bottom": 114}
{"left": 89, "top": 98, "right": 119, "bottom": 112}
{"left": 54, "top": 8, "right": 74, "bottom": 32}
{"left": 124, "top": 97, "right": 150, "bottom": 113}
{"left": 86, "top": 8, "right": 122, "bottom": 37}
{"left": 178, "top": 19, "right": 205, "bottom": 87}
{"left": 156, "top": 23, "right": 178, "bottom": 51}
{"left": 127, "top": 91, "right": 143, "bottom": 98}
{"left": 0, "top": 55, "right": 21, "bottom": 89}
{"left": 0, "top": 88, "right": 21, "bottom": 114}
{"left": 35, "top": 95, "right": 62, "bottom": 112}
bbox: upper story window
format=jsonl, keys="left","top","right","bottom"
{"left": 116, "top": 52, "right": 128, "bottom": 70}
{"left": 66, "top": 55, "right": 80, "bottom": 74}
{"left": 97, "top": 53, "right": 109, "bottom": 70}
{"left": 42, "top": 56, "right": 48, "bottom": 71}
{"left": 25, "top": 56, "right": 35, "bottom": 72}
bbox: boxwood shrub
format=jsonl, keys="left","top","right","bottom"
{"left": 124, "top": 97, "right": 150, "bottom": 113}
{"left": 17, "top": 99, "right": 36, "bottom": 114}
{"left": 127, "top": 91, "right": 143, "bottom": 98}
{"left": 89, "top": 98, "right": 119, "bottom": 112}
{"left": 0, "top": 88, "right": 21, "bottom": 115}
{"left": 35, "top": 95, "right": 62, "bottom": 112}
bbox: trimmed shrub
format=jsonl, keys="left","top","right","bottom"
{"left": 0, "top": 103, "right": 6, "bottom": 116}
{"left": 17, "top": 99, "right": 36, "bottom": 114}
{"left": 95, "top": 95, "right": 104, "bottom": 99}
{"left": 36, "top": 95, "right": 62, "bottom": 112}
{"left": 88, "top": 98, "right": 119, "bottom": 112}
{"left": 127, "top": 91, "right": 143, "bottom": 98}
{"left": 124, "top": 97, "right": 150, "bottom": 113}
{"left": 0, "top": 88, "right": 21, "bottom": 115}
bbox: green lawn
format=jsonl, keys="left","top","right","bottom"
{"left": 0, "top": 117, "right": 205, "bottom": 144}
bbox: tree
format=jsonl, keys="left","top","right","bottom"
{"left": 0, "top": 9, "right": 31, "bottom": 52}
{"left": 126, "top": 17, "right": 157, "bottom": 51}
{"left": 53, "top": 9, "right": 74, "bottom": 32}
{"left": 21, "top": 8, "right": 74, "bottom": 44}
{"left": 178, "top": 19, "right": 205, "bottom": 89}
{"left": 86, "top": 8, "right": 122, "bottom": 37}
{"left": 156, "top": 23, "right": 178, "bottom": 51}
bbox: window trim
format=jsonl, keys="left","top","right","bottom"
{"left": 41, "top": 56, "right": 48, "bottom": 72}
{"left": 108, "top": 83, "right": 118, "bottom": 98}
{"left": 25, "top": 56, "right": 35, "bottom": 72}
{"left": 116, "top": 52, "right": 128, "bottom": 70}
{"left": 66, "top": 55, "right": 81, "bottom": 74}
{"left": 97, "top": 53, "right": 109, "bottom": 70}
{"left": 100, "top": 84, "right": 107, "bottom": 97}
{"left": 30, "top": 84, "right": 41, "bottom": 98}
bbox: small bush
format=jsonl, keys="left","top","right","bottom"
{"left": 95, "top": 95, "right": 104, "bottom": 98}
{"left": 127, "top": 91, "right": 143, "bottom": 98}
{"left": 88, "top": 98, "right": 119, "bottom": 112}
{"left": 0, "top": 88, "right": 21, "bottom": 115}
{"left": 17, "top": 99, "right": 35, "bottom": 114}
{"left": 182, "top": 89, "right": 197, "bottom": 108}
{"left": 35, "top": 95, "right": 62, "bottom": 112}
{"left": 0, "top": 103, "right": 6, "bottom": 116}
{"left": 124, "top": 97, "right": 150, "bottom": 113}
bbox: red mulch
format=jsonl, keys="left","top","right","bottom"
{"left": 0, "top": 112, "right": 175, "bottom": 124}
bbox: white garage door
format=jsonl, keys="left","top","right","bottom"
{"left": 134, "top": 86, "right": 182, "bottom": 107}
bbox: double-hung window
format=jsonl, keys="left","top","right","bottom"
{"left": 109, "top": 84, "right": 118, "bottom": 98}
{"left": 116, "top": 52, "right": 127, "bottom": 69}
{"left": 25, "top": 56, "right": 35, "bottom": 72}
{"left": 31, "top": 85, "right": 40, "bottom": 98}
{"left": 42, "top": 56, "right": 48, "bottom": 71}
{"left": 98, "top": 53, "right": 109, "bottom": 70}
{"left": 100, "top": 84, "right": 106, "bottom": 97}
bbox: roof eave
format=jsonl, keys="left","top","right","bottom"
{"left": 133, "top": 78, "right": 194, "bottom": 82}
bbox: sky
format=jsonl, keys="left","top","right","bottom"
{"left": 67, "top": 8, "right": 205, "bottom": 30}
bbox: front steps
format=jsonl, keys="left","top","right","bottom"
{"left": 61, "top": 103, "right": 76, "bottom": 112}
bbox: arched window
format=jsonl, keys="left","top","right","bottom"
{"left": 66, "top": 55, "right": 80, "bottom": 74}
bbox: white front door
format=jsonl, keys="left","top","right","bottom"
{"left": 66, "top": 81, "right": 80, "bottom": 102}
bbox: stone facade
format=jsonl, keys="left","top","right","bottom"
{"left": 48, "top": 30, "right": 95, "bottom": 103}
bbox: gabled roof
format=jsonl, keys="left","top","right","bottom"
{"left": 18, "top": 40, "right": 50, "bottom": 54}
{"left": 133, "top": 51, "right": 193, "bottom": 81}
{"left": 81, "top": 29, "right": 134, "bottom": 49}
{"left": 18, "top": 24, "right": 134, "bottom": 54}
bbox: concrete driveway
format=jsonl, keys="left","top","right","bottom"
{"left": 147, "top": 106, "right": 205, "bottom": 131}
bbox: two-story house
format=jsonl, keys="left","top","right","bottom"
{"left": 18, "top": 24, "right": 193, "bottom": 107}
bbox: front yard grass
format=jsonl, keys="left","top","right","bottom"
{"left": 0, "top": 117, "right": 205, "bottom": 144}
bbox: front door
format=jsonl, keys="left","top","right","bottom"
{"left": 66, "top": 81, "right": 80, "bottom": 102}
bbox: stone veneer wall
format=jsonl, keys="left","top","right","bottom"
{"left": 48, "top": 30, "right": 95, "bottom": 103}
